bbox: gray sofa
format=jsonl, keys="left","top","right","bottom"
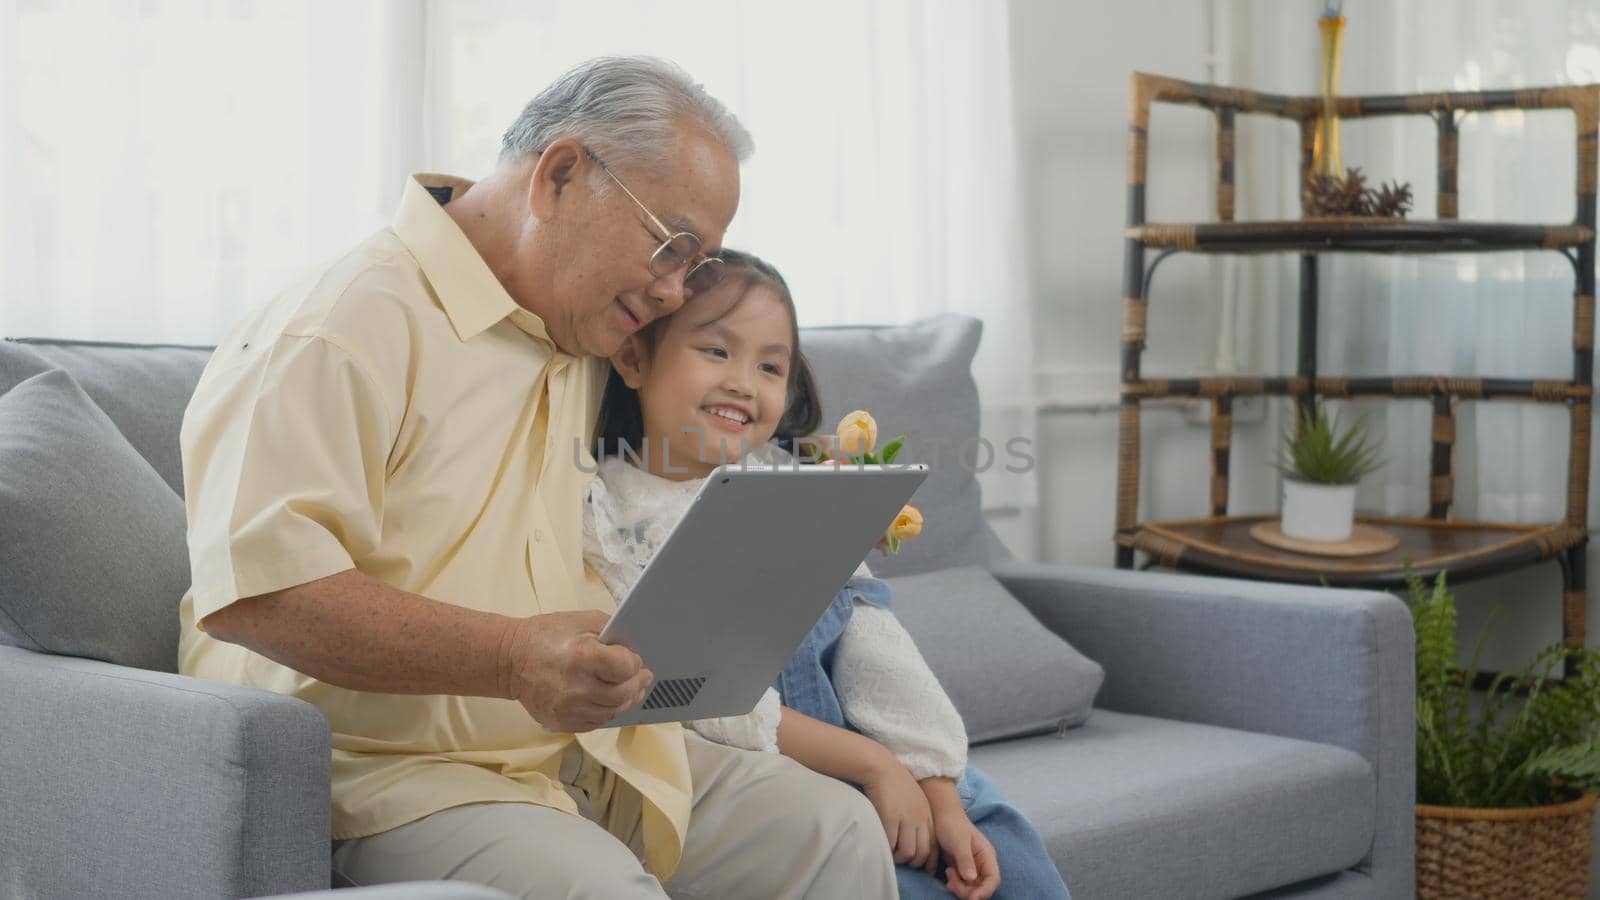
{"left": 0, "top": 315, "right": 1414, "bottom": 900}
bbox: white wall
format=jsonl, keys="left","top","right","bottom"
{"left": 1000, "top": 0, "right": 1277, "bottom": 568}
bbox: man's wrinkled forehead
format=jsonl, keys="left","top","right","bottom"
{"left": 663, "top": 127, "right": 740, "bottom": 251}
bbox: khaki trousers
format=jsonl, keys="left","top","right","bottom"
{"left": 330, "top": 732, "right": 896, "bottom": 900}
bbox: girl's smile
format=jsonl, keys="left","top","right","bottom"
{"left": 612, "top": 277, "right": 795, "bottom": 480}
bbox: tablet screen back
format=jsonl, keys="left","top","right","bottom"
{"left": 598, "top": 463, "right": 928, "bottom": 728}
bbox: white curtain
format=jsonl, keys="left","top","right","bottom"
{"left": 1227, "top": 0, "right": 1600, "bottom": 526}
{"left": 0, "top": 1, "right": 423, "bottom": 344}
{"left": 0, "top": 0, "right": 1034, "bottom": 508}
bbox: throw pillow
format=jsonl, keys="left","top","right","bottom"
{"left": 0, "top": 370, "right": 190, "bottom": 672}
{"left": 5, "top": 339, "right": 213, "bottom": 497}
{"left": 801, "top": 315, "right": 996, "bottom": 579}
{"left": 884, "top": 564, "right": 1104, "bottom": 743}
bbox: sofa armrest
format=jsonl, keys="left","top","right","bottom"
{"left": 990, "top": 560, "right": 1414, "bottom": 898}
{"left": 0, "top": 645, "right": 333, "bottom": 899}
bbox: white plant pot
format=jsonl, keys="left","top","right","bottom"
{"left": 1281, "top": 479, "right": 1357, "bottom": 542}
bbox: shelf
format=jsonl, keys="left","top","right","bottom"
{"left": 1116, "top": 75, "right": 1597, "bottom": 661}
{"left": 1128, "top": 220, "right": 1592, "bottom": 254}
{"left": 1123, "top": 375, "right": 1589, "bottom": 402}
{"left": 1119, "top": 515, "right": 1585, "bottom": 587}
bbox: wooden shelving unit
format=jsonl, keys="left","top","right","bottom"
{"left": 1114, "top": 72, "right": 1599, "bottom": 654}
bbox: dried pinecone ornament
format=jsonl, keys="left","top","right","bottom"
{"left": 1302, "top": 167, "right": 1412, "bottom": 218}
{"left": 1370, "top": 181, "right": 1413, "bottom": 218}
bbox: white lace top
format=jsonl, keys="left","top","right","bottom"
{"left": 582, "top": 454, "right": 967, "bottom": 780}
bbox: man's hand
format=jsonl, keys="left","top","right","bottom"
{"left": 862, "top": 753, "right": 937, "bottom": 869}
{"left": 501, "top": 610, "right": 653, "bottom": 733}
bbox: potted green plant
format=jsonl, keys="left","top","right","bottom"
{"left": 1408, "top": 570, "right": 1600, "bottom": 899}
{"left": 1276, "top": 403, "right": 1381, "bottom": 541}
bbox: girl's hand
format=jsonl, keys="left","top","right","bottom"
{"left": 861, "top": 752, "right": 937, "bottom": 870}
{"left": 933, "top": 812, "right": 1001, "bottom": 900}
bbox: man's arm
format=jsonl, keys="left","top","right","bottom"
{"left": 202, "top": 568, "right": 653, "bottom": 732}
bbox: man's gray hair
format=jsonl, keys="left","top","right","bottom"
{"left": 500, "top": 56, "right": 753, "bottom": 173}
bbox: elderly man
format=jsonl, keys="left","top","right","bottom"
{"left": 177, "top": 57, "right": 896, "bottom": 899}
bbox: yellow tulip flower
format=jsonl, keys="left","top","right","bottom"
{"left": 889, "top": 504, "right": 924, "bottom": 542}
{"left": 836, "top": 409, "right": 878, "bottom": 457}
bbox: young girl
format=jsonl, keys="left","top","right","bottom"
{"left": 583, "top": 250, "right": 1070, "bottom": 900}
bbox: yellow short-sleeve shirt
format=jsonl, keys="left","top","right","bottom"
{"left": 177, "top": 174, "right": 692, "bottom": 877}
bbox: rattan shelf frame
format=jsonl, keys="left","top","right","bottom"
{"left": 1114, "top": 72, "right": 1599, "bottom": 657}
{"left": 1129, "top": 220, "right": 1592, "bottom": 254}
{"left": 1120, "top": 516, "right": 1585, "bottom": 585}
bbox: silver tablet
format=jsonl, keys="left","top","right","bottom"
{"left": 597, "top": 463, "right": 929, "bottom": 728}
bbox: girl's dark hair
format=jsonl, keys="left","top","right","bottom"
{"left": 593, "top": 249, "right": 822, "bottom": 460}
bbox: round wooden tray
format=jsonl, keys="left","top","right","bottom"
{"left": 1248, "top": 521, "right": 1401, "bottom": 558}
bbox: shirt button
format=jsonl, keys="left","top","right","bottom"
{"left": 534, "top": 529, "right": 545, "bottom": 542}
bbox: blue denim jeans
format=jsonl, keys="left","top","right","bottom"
{"left": 774, "top": 577, "right": 1071, "bottom": 899}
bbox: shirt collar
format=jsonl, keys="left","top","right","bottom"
{"left": 391, "top": 173, "right": 554, "bottom": 345}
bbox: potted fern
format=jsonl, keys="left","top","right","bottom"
{"left": 1277, "top": 404, "right": 1381, "bottom": 541}
{"left": 1408, "top": 570, "right": 1600, "bottom": 899}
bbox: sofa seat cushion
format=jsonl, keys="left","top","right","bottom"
{"left": 970, "top": 710, "right": 1375, "bottom": 900}
{"left": 1239, "top": 870, "right": 1374, "bottom": 899}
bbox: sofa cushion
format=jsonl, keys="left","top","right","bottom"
{"left": 1238, "top": 871, "right": 1372, "bottom": 898}
{"left": 2, "top": 340, "right": 212, "bottom": 497}
{"left": 0, "top": 370, "right": 190, "bottom": 672}
{"left": 972, "top": 710, "right": 1376, "bottom": 900}
{"left": 885, "top": 565, "right": 1103, "bottom": 743}
{"left": 801, "top": 315, "right": 1002, "bottom": 578}
{"left": 0, "top": 338, "right": 52, "bottom": 402}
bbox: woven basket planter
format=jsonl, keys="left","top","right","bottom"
{"left": 1416, "top": 792, "right": 1597, "bottom": 899}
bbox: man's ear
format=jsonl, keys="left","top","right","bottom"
{"left": 611, "top": 334, "right": 650, "bottom": 389}
{"left": 527, "top": 138, "right": 585, "bottom": 218}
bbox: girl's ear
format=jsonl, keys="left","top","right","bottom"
{"left": 611, "top": 334, "right": 650, "bottom": 389}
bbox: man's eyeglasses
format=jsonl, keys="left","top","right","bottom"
{"left": 585, "top": 148, "right": 726, "bottom": 295}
